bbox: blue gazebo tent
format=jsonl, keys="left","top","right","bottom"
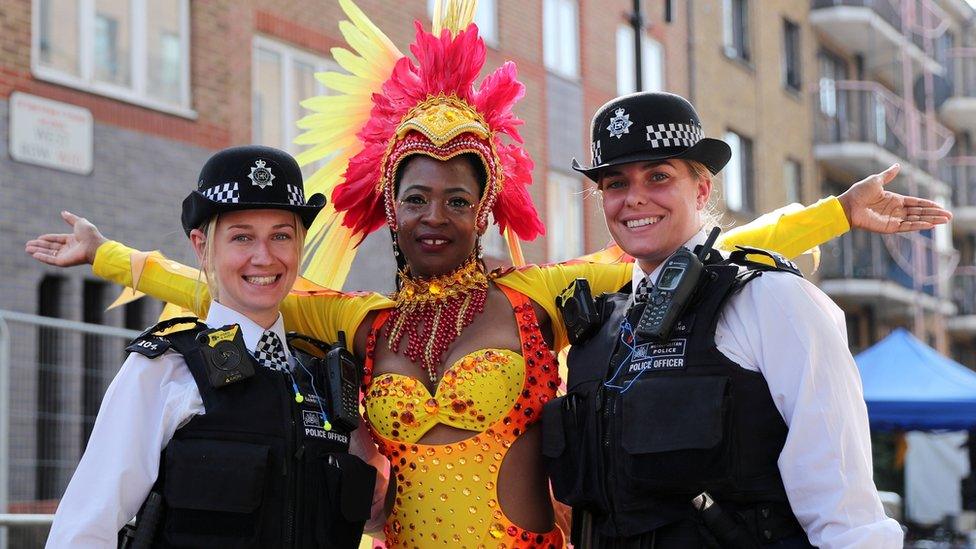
{"left": 855, "top": 328, "right": 976, "bottom": 431}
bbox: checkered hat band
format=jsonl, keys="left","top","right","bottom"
{"left": 286, "top": 184, "right": 305, "bottom": 206}
{"left": 645, "top": 123, "right": 703, "bottom": 149}
{"left": 203, "top": 182, "right": 239, "bottom": 203}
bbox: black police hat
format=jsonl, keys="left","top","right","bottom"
{"left": 181, "top": 145, "right": 326, "bottom": 235}
{"left": 572, "top": 92, "right": 731, "bottom": 182}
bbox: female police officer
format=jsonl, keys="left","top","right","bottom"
{"left": 44, "top": 146, "right": 384, "bottom": 548}
{"left": 544, "top": 93, "right": 906, "bottom": 548}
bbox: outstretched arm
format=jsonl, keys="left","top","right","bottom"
{"left": 719, "top": 164, "right": 952, "bottom": 258}
{"left": 25, "top": 212, "right": 390, "bottom": 352}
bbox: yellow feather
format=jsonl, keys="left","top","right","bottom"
{"left": 432, "top": 0, "right": 478, "bottom": 35}
{"left": 315, "top": 71, "right": 369, "bottom": 95}
{"left": 294, "top": 0, "right": 404, "bottom": 289}
{"left": 338, "top": 0, "right": 402, "bottom": 59}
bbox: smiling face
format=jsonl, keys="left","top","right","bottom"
{"left": 598, "top": 159, "right": 711, "bottom": 274}
{"left": 394, "top": 154, "right": 485, "bottom": 278}
{"left": 190, "top": 209, "right": 301, "bottom": 328}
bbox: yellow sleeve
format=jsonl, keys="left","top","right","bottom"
{"left": 93, "top": 240, "right": 211, "bottom": 317}
{"left": 494, "top": 262, "right": 631, "bottom": 351}
{"left": 716, "top": 196, "right": 850, "bottom": 258}
{"left": 281, "top": 291, "right": 393, "bottom": 344}
{"left": 93, "top": 240, "right": 394, "bottom": 342}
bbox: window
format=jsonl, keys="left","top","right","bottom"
{"left": 724, "top": 131, "right": 754, "bottom": 213}
{"left": 783, "top": 19, "right": 801, "bottom": 91}
{"left": 546, "top": 171, "right": 584, "bottom": 262}
{"left": 784, "top": 159, "right": 801, "bottom": 204}
{"left": 36, "top": 276, "right": 65, "bottom": 499}
{"left": 615, "top": 25, "right": 665, "bottom": 95}
{"left": 722, "top": 0, "right": 750, "bottom": 62}
{"left": 32, "top": 0, "right": 192, "bottom": 115}
{"left": 428, "top": 0, "right": 498, "bottom": 46}
{"left": 544, "top": 0, "right": 579, "bottom": 79}
{"left": 481, "top": 213, "right": 508, "bottom": 261}
{"left": 82, "top": 281, "right": 108, "bottom": 449}
{"left": 818, "top": 50, "right": 847, "bottom": 118}
{"left": 252, "top": 37, "right": 338, "bottom": 175}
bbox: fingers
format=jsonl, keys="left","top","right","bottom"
{"left": 61, "top": 210, "right": 81, "bottom": 227}
{"left": 29, "top": 250, "right": 61, "bottom": 266}
{"left": 879, "top": 163, "right": 900, "bottom": 185}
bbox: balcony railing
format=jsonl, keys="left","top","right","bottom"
{"left": 820, "top": 231, "right": 938, "bottom": 296}
{"left": 953, "top": 272, "right": 976, "bottom": 315}
{"left": 815, "top": 80, "right": 954, "bottom": 169}
{"left": 811, "top": 0, "right": 902, "bottom": 32}
{"left": 811, "top": 0, "right": 947, "bottom": 53}
{"left": 947, "top": 49, "right": 976, "bottom": 98}
{"left": 941, "top": 157, "right": 976, "bottom": 208}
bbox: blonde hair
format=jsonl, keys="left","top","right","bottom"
{"left": 193, "top": 212, "right": 307, "bottom": 311}
{"left": 684, "top": 160, "right": 728, "bottom": 230}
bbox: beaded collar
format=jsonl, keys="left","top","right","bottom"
{"left": 386, "top": 254, "right": 489, "bottom": 382}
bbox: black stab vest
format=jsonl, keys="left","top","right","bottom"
{"left": 543, "top": 260, "right": 808, "bottom": 545}
{"left": 134, "top": 325, "right": 375, "bottom": 549}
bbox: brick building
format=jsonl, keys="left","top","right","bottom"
{"left": 4, "top": 0, "right": 976, "bottom": 541}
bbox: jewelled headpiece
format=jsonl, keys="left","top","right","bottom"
{"left": 295, "top": 0, "right": 543, "bottom": 287}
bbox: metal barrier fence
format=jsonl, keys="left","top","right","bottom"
{"left": 0, "top": 309, "right": 140, "bottom": 548}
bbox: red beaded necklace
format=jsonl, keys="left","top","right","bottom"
{"left": 386, "top": 254, "right": 489, "bottom": 382}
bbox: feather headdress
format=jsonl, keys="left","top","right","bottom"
{"left": 296, "top": 0, "right": 542, "bottom": 288}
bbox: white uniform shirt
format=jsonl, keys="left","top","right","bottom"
{"left": 46, "top": 301, "right": 388, "bottom": 548}
{"left": 631, "top": 231, "right": 903, "bottom": 549}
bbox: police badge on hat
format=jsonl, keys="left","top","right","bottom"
{"left": 607, "top": 108, "right": 633, "bottom": 139}
{"left": 249, "top": 159, "right": 275, "bottom": 189}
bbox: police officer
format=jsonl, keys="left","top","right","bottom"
{"left": 46, "top": 146, "right": 384, "bottom": 548}
{"left": 543, "top": 93, "right": 905, "bottom": 548}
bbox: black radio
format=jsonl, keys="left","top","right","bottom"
{"left": 288, "top": 332, "right": 361, "bottom": 433}
{"left": 635, "top": 227, "right": 721, "bottom": 341}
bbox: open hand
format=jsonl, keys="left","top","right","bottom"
{"left": 837, "top": 164, "right": 953, "bottom": 234}
{"left": 24, "top": 211, "right": 107, "bottom": 267}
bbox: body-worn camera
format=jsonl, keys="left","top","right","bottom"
{"left": 556, "top": 278, "right": 602, "bottom": 344}
{"left": 197, "top": 325, "right": 255, "bottom": 388}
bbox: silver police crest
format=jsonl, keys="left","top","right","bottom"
{"left": 607, "top": 108, "right": 633, "bottom": 139}
{"left": 248, "top": 159, "right": 275, "bottom": 189}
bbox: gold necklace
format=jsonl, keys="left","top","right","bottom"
{"left": 386, "top": 255, "right": 489, "bottom": 382}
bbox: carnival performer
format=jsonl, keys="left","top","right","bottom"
{"left": 27, "top": 2, "right": 950, "bottom": 547}
{"left": 44, "top": 146, "right": 386, "bottom": 549}
{"left": 544, "top": 92, "right": 907, "bottom": 548}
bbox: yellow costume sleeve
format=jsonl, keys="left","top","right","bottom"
{"left": 92, "top": 240, "right": 393, "bottom": 343}
{"left": 493, "top": 262, "right": 632, "bottom": 351}
{"left": 716, "top": 197, "right": 850, "bottom": 257}
{"left": 493, "top": 196, "right": 850, "bottom": 351}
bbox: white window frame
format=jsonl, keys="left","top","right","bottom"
{"left": 427, "top": 0, "right": 498, "bottom": 47}
{"left": 251, "top": 36, "right": 337, "bottom": 158}
{"left": 546, "top": 171, "right": 584, "bottom": 262}
{"left": 783, "top": 158, "right": 801, "bottom": 205}
{"left": 722, "top": 0, "right": 750, "bottom": 62}
{"left": 543, "top": 0, "right": 580, "bottom": 79}
{"left": 615, "top": 25, "right": 665, "bottom": 96}
{"left": 724, "top": 130, "right": 754, "bottom": 213}
{"left": 30, "top": 0, "right": 194, "bottom": 118}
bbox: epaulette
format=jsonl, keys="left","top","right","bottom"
{"left": 726, "top": 246, "right": 803, "bottom": 277}
{"left": 125, "top": 316, "right": 206, "bottom": 359}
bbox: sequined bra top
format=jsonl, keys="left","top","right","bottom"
{"left": 362, "top": 286, "right": 563, "bottom": 548}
